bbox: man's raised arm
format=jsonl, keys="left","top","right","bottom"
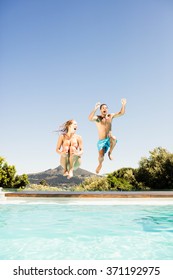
{"left": 88, "top": 102, "right": 101, "bottom": 121}
{"left": 112, "top": 98, "right": 127, "bottom": 118}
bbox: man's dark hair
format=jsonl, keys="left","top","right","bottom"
{"left": 100, "top": 103, "right": 108, "bottom": 110}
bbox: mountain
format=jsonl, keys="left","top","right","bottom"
{"left": 27, "top": 166, "right": 96, "bottom": 187}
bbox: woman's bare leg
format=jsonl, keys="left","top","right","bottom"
{"left": 60, "top": 154, "right": 69, "bottom": 176}
{"left": 73, "top": 156, "right": 81, "bottom": 170}
{"left": 67, "top": 146, "right": 78, "bottom": 179}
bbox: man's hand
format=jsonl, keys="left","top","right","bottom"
{"left": 95, "top": 102, "right": 101, "bottom": 110}
{"left": 121, "top": 98, "right": 127, "bottom": 105}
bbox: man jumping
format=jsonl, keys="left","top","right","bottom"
{"left": 88, "top": 98, "right": 127, "bottom": 174}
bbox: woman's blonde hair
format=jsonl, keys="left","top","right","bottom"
{"left": 58, "top": 120, "right": 74, "bottom": 134}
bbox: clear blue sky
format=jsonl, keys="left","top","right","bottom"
{"left": 1, "top": 0, "right": 173, "bottom": 175}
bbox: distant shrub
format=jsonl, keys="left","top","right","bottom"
{"left": 72, "top": 176, "right": 110, "bottom": 191}
{"left": 39, "top": 179, "right": 49, "bottom": 186}
{"left": 72, "top": 175, "right": 139, "bottom": 192}
{"left": 18, "top": 184, "right": 63, "bottom": 192}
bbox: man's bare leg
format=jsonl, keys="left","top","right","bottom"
{"left": 96, "top": 149, "right": 104, "bottom": 174}
{"left": 108, "top": 136, "right": 116, "bottom": 160}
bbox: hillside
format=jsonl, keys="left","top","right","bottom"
{"left": 27, "top": 166, "right": 96, "bottom": 187}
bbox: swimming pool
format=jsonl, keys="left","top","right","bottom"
{"left": 0, "top": 198, "right": 173, "bottom": 260}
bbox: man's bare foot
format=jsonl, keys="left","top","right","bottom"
{"left": 63, "top": 171, "right": 69, "bottom": 176}
{"left": 108, "top": 151, "right": 113, "bottom": 160}
{"left": 96, "top": 163, "right": 102, "bottom": 174}
{"left": 67, "top": 169, "right": 73, "bottom": 179}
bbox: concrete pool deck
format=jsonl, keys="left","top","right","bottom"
{"left": 4, "top": 191, "right": 173, "bottom": 198}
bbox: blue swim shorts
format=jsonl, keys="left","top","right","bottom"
{"left": 97, "top": 137, "right": 110, "bottom": 153}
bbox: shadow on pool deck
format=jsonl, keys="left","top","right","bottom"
{"left": 4, "top": 191, "right": 173, "bottom": 198}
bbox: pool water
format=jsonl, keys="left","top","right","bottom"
{"left": 0, "top": 202, "right": 173, "bottom": 260}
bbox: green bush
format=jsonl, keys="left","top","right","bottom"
{"left": 0, "top": 157, "right": 29, "bottom": 188}
{"left": 73, "top": 175, "right": 137, "bottom": 192}
{"left": 107, "top": 168, "right": 147, "bottom": 190}
{"left": 73, "top": 176, "right": 110, "bottom": 191}
{"left": 136, "top": 147, "right": 173, "bottom": 190}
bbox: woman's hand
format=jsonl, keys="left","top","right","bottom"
{"left": 74, "top": 150, "right": 83, "bottom": 157}
{"left": 61, "top": 150, "right": 68, "bottom": 157}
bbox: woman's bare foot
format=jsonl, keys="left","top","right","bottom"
{"left": 63, "top": 171, "right": 69, "bottom": 176}
{"left": 67, "top": 169, "right": 73, "bottom": 179}
{"left": 96, "top": 163, "right": 102, "bottom": 174}
{"left": 108, "top": 151, "right": 113, "bottom": 160}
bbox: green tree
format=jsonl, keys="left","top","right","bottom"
{"left": 136, "top": 147, "right": 173, "bottom": 190}
{"left": 0, "top": 157, "right": 29, "bottom": 188}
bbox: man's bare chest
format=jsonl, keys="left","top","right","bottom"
{"left": 97, "top": 115, "right": 112, "bottom": 125}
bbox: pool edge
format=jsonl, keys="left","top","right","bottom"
{"left": 4, "top": 191, "right": 173, "bottom": 198}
